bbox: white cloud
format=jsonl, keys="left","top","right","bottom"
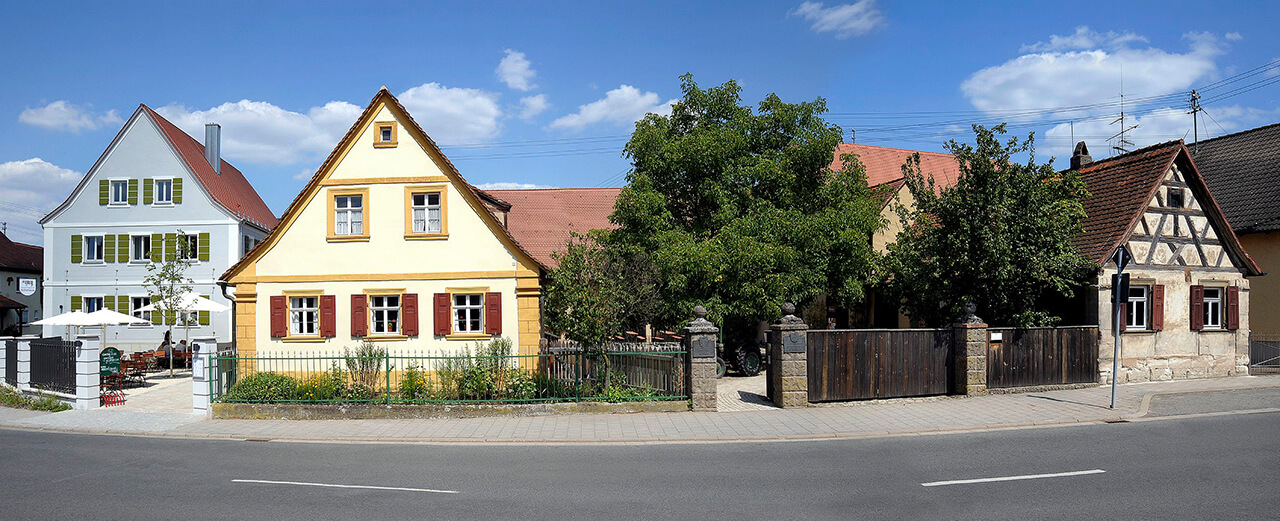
{"left": 790, "top": 1, "right": 884, "bottom": 39}
{"left": 474, "top": 182, "right": 556, "bottom": 190}
{"left": 292, "top": 169, "right": 314, "bottom": 181}
{"left": 518, "top": 94, "right": 549, "bottom": 120}
{"left": 0, "top": 158, "right": 83, "bottom": 243}
{"left": 1020, "top": 26, "right": 1148, "bottom": 52}
{"left": 18, "top": 101, "right": 122, "bottom": 133}
{"left": 398, "top": 83, "right": 504, "bottom": 142}
{"left": 497, "top": 49, "right": 537, "bottom": 91}
{"left": 1225, "top": 32, "right": 1243, "bottom": 41}
{"left": 548, "top": 85, "right": 675, "bottom": 130}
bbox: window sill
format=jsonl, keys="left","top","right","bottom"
{"left": 373, "top": 141, "right": 398, "bottom": 148}
{"left": 108, "top": 203, "right": 131, "bottom": 208}
{"left": 404, "top": 233, "right": 449, "bottom": 241}
{"left": 362, "top": 335, "right": 409, "bottom": 342}
{"left": 152, "top": 202, "right": 175, "bottom": 207}
{"left": 1199, "top": 328, "right": 1235, "bottom": 333}
{"left": 81, "top": 261, "right": 105, "bottom": 265}
{"left": 327, "top": 235, "right": 371, "bottom": 243}
{"left": 445, "top": 333, "right": 494, "bottom": 341}
{"left": 1122, "top": 330, "right": 1156, "bottom": 334}
{"left": 281, "top": 336, "right": 328, "bottom": 343}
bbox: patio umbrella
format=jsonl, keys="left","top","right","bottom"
{"left": 136, "top": 292, "right": 230, "bottom": 376}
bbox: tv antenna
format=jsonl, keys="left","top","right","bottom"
{"left": 1187, "top": 89, "right": 1202, "bottom": 153}
{"left": 1108, "top": 73, "right": 1139, "bottom": 154}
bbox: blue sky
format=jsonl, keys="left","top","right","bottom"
{"left": 2, "top": 0, "right": 1278, "bottom": 245}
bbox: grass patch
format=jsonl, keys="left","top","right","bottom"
{"left": 0, "top": 385, "right": 72, "bottom": 412}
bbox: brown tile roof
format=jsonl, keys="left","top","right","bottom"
{"left": 1073, "top": 140, "right": 1261, "bottom": 275}
{"left": 0, "top": 232, "right": 41, "bottom": 273}
{"left": 0, "top": 294, "right": 27, "bottom": 309}
{"left": 141, "top": 106, "right": 278, "bottom": 230}
{"left": 484, "top": 188, "right": 624, "bottom": 268}
{"left": 1192, "top": 122, "right": 1280, "bottom": 234}
{"left": 830, "top": 143, "right": 962, "bottom": 189}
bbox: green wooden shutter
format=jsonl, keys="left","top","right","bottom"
{"left": 199, "top": 232, "right": 210, "bottom": 261}
{"left": 151, "top": 299, "right": 163, "bottom": 325}
{"left": 127, "top": 179, "right": 138, "bottom": 205}
{"left": 71, "top": 296, "right": 82, "bottom": 312}
{"left": 103, "top": 235, "right": 116, "bottom": 263}
{"left": 99, "top": 180, "right": 109, "bottom": 205}
{"left": 199, "top": 295, "right": 211, "bottom": 325}
{"left": 71, "top": 234, "right": 83, "bottom": 263}
{"left": 172, "top": 178, "right": 183, "bottom": 204}
{"left": 164, "top": 233, "right": 176, "bottom": 260}
{"left": 117, "top": 234, "right": 129, "bottom": 262}
{"left": 104, "top": 295, "right": 116, "bottom": 312}
{"left": 151, "top": 233, "right": 162, "bottom": 261}
{"left": 143, "top": 179, "right": 154, "bottom": 204}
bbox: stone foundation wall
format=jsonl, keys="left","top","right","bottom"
{"left": 1100, "top": 353, "right": 1249, "bottom": 384}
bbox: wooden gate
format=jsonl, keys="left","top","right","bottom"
{"left": 807, "top": 329, "right": 953, "bottom": 402}
{"left": 986, "top": 327, "right": 1098, "bottom": 388}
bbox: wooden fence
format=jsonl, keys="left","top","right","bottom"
{"left": 986, "top": 327, "right": 1098, "bottom": 388}
{"left": 807, "top": 329, "right": 952, "bottom": 402}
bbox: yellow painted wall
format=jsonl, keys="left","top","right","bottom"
{"left": 1240, "top": 233, "right": 1279, "bottom": 336}
{"left": 872, "top": 185, "right": 911, "bottom": 254}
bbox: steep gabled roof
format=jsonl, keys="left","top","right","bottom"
{"left": 0, "top": 232, "right": 41, "bottom": 273}
{"left": 1192, "top": 122, "right": 1280, "bottom": 234}
{"left": 39, "top": 105, "right": 278, "bottom": 230}
{"left": 484, "top": 188, "right": 624, "bottom": 268}
{"left": 222, "top": 88, "right": 544, "bottom": 282}
{"left": 1073, "top": 140, "right": 1261, "bottom": 275}
{"left": 830, "top": 143, "right": 962, "bottom": 189}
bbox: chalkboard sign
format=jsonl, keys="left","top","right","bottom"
{"left": 100, "top": 347, "right": 122, "bottom": 376}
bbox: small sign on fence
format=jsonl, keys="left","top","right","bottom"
{"left": 100, "top": 347, "right": 121, "bottom": 376}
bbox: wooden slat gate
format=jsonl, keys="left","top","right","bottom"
{"left": 807, "top": 329, "right": 953, "bottom": 402}
{"left": 986, "top": 327, "right": 1098, "bottom": 388}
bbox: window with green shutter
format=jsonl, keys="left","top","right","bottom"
{"left": 172, "top": 177, "right": 183, "bottom": 204}
{"left": 105, "top": 295, "right": 116, "bottom": 312}
{"left": 117, "top": 234, "right": 129, "bottom": 261}
{"left": 127, "top": 179, "right": 138, "bottom": 205}
{"left": 71, "top": 234, "right": 83, "bottom": 263}
{"left": 71, "top": 296, "right": 82, "bottom": 312}
{"left": 164, "top": 233, "right": 176, "bottom": 260}
{"left": 199, "top": 232, "right": 210, "bottom": 261}
{"left": 143, "top": 178, "right": 153, "bottom": 204}
{"left": 200, "top": 295, "right": 211, "bottom": 325}
{"left": 99, "top": 180, "right": 109, "bottom": 205}
{"left": 151, "top": 233, "right": 162, "bottom": 261}
{"left": 104, "top": 235, "right": 116, "bottom": 263}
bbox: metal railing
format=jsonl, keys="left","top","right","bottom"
{"left": 1250, "top": 333, "right": 1280, "bottom": 373}
{"left": 4, "top": 339, "right": 16, "bottom": 386}
{"left": 210, "top": 344, "right": 688, "bottom": 405}
{"left": 30, "top": 338, "right": 77, "bottom": 394}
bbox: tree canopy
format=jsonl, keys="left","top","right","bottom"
{"left": 883, "top": 125, "right": 1097, "bottom": 327}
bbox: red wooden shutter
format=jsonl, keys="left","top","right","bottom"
{"left": 350, "top": 294, "right": 367, "bottom": 337}
{"left": 269, "top": 296, "right": 287, "bottom": 338}
{"left": 484, "top": 292, "right": 502, "bottom": 335}
{"left": 402, "top": 293, "right": 419, "bottom": 336}
{"left": 319, "top": 295, "right": 336, "bottom": 337}
{"left": 1227, "top": 286, "right": 1240, "bottom": 330}
{"left": 1152, "top": 285, "right": 1165, "bottom": 331}
{"left": 433, "top": 293, "right": 451, "bottom": 336}
{"left": 1190, "top": 285, "right": 1204, "bottom": 331}
{"left": 1117, "top": 302, "right": 1127, "bottom": 332}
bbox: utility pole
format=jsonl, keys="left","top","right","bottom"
{"left": 1188, "top": 89, "right": 1202, "bottom": 154}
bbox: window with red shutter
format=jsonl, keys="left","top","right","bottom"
{"left": 484, "top": 292, "right": 502, "bottom": 335}
{"left": 351, "top": 294, "right": 368, "bottom": 337}
{"left": 270, "top": 295, "right": 287, "bottom": 338}
{"left": 1117, "top": 302, "right": 1127, "bottom": 332}
{"left": 1227, "top": 286, "right": 1240, "bottom": 330}
{"left": 1152, "top": 285, "right": 1165, "bottom": 331}
{"left": 433, "top": 293, "right": 450, "bottom": 336}
{"left": 319, "top": 295, "right": 336, "bottom": 337}
{"left": 402, "top": 293, "right": 419, "bottom": 336}
{"left": 1190, "top": 285, "right": 1204, "bottom": 331}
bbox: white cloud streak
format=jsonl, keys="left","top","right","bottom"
{"left": 497, "top": 49, "right": 537, "bottom": 91}
{"left": 474, "top": 182, "right": 556, "bottom": 190}
{"left": 790, "top": 1, "right": 884, "bottom": 39}
{"left": 518, "top": 94, "right": 549, "bottom": 121}
{"left": 18, "top": 101, "right": 122, "bottom": 133}
{"left": 1020, "top": 26, "right": 1148, "bottom": 52}
{"left": 548, "top": 85, "right": 675, "bottom": 130}
{"left": 0, "top": 158, "right": 83, "bottom": 243}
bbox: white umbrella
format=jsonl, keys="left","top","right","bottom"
{"left": 135, "top": 292, "right": 229, "bottom": 313}
{"left": 84, "top": 309, "right": 151, "bottom": 326}
{"left": 31, "top": 310, "right": 101, "bottom": 327}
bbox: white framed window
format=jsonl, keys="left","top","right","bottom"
{"left": 154, "top": 178, "right": 173, "bottom": 204}
{"left": 110, "top": 180, "right": 129, "bottom": 205}
{"left": 290, "top": 296, "right": 319, "bottom": 336}
{"left": 131, "top": 296, "right": 152, "bottom": 325}
{"left": 131, "top": 235, "right": 151, "bottom": 263}
{"left": 84, "top": 235, "right": 104, "bottom": 263}
{"left": 243, "top": 236, "right": 254, "bottom": 255}
{"left": 1126, "top": 286, "right": 1149, "bottom": 330}
{"left": 1203, "top": 287, "right": 1224, "bottom": 329}
{"left": 381, "top": 127, "right": 393, "bottom": 142}
{"left": 412, "top": 193, "right": 442, "bottom": 233}
{"left": 335, "top": 195, "right": 363, "bottom": 236}
{"left": 83, "top": 296, "right": 104, "bottom": 313}
{"left": 453, "top": 294, "right": 483, "bottom": 333}
{"left": 179, "top": 234, "right": 199, "bottom": 261}
{"left": 370, "top": 295, "right": 401, "bottom": 334}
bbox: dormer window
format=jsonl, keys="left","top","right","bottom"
{"left": 374, "top": 121, "right": 397, "bottom": 148}
{"left": 110, "top": 180, "right": 129, "bottom": 205}
{"left": 1167, "top": 188, "right": 1184, "bottom": 208}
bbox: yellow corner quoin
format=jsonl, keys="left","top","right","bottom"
{"left": 220, "top": 88, "right": 548, "bottom": 359}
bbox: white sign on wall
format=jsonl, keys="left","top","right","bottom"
{"left": 18, "top": 278, "right": 36, "bottom": 296}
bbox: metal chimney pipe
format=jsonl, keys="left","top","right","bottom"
{"left": 205, "top": 123, "right": 221, "bottom": 174}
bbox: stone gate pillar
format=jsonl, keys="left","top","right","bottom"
{"left": 952, "top": 303, "right": 988, "bottom": 396}
{"left": 74, "top": 335, "right": 100, "bottom": 410}
{"left": 768, "top": 303, "right": 809, "bottom": 407}
{"left": 16, "top": 336, "right": 33, "bottom": 392}
{"left": 683, "top": 305, "right": 719, "bottom": 412}
{"left": 191, "top": 336, "right": 218, "bottom": 416}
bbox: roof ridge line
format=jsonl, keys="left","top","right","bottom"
{"left": 1193, "top": 121, "right": 1280, "bottom": 146}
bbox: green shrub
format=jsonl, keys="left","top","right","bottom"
{"left": 345, "top": 341, "right": 387, "bottom": 392}
{"left": 225, "top": 372, "right": 299, "bottom": 402}
{"left": 0, "top": 385, "right": 71, "bottom": 412}
{"left": 297, "top": 366, "right": 347, "bottom": 401}
{"left": 399, "top": 362, "right": 432, "bottom": 400}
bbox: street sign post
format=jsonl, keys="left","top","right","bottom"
{"left": 1110, "top": 246, "right": 1132, "bottom": 409}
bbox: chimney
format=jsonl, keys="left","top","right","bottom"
{"left": 204, "top": 123, "right": 221, "bottom": 175}
{"left": 1070, "top": 141, "right": 1092, "bottom": 170}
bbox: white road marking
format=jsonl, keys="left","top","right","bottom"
{"left": 233, "top": 479, "right": 459, "bottom": 494}
{"left": 921, "top": 469, "right": 1106, "bottom": 487}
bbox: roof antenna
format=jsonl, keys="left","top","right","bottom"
{"left": 1108, "top": 69, "right": 1138, "bottom": 154}
{"left": 1187, "top": 89, "right": 1202, "bottom": 154}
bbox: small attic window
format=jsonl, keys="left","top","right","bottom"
{"left": 374, "top": 122, "right": 397, "bottom": 148}
{"left": 1167, "top": 188, "right": 1184, "bottom": 209}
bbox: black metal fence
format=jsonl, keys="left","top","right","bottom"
{"left": 30, "top": 338, "right": 77, "bottom": 394}
{"left": 4, "top": 339, "right": 16, "bottom": 386}
{"left": 1250, "top": 333, "right": 1280, "bottom": 374}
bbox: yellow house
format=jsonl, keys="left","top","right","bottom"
{"left": 221, "top": 88, "right": 543, "bottom": 357}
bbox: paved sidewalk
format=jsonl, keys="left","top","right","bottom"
{"left": 2, "top": 375, "right": 1278, "bottom": 444}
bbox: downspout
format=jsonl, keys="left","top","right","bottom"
{"left": 217, "top": 280, "right": 234, "bottom": 353}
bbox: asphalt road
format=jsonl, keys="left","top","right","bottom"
{"left": 1, "top": 411, "right": 1276, "bottom": 520}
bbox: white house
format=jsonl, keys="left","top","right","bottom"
{"left": 39, "top": 105, "right": 277, "bottom": 352}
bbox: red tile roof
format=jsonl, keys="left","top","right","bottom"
{"left": 830, "top": 143, "right": 961, "bottom": 189}
{"left": 0, "top": 232, "right": 41, "bottom": 273}
{"left": 1073, "top": 140, "right": 1261, "bottom": 275}
{"left": 142, "top": 105, "right": 279, "bottom": 230}
{"left": 484, "top": 188, "right": 624, "bottom": 268}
